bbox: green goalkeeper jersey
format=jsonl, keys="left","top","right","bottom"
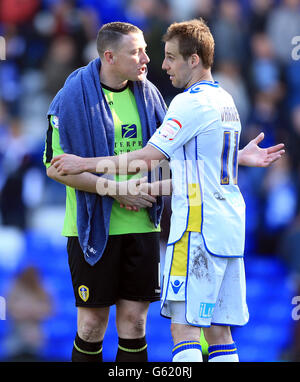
{"left": 43, "top": 83, "right": 160, "bottom": 236}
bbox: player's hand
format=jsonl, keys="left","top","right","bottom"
{"left": 51, "top": 154, "right": 86, "bottom": 175}
{"left": 238, "top": 132, "right": 285, "bottom": 167}
{"left": 115, "top": 193, "right": 156, "bottom": 211}
{"left": 107, "top": 177, "right": 156, "bottom": 211}
{"left": 137, "top": 181, "right": 152, "bottom": 195}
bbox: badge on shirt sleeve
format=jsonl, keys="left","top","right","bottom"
{"left": 158, "top": 118, "right": 182, "bottom": 141}
{"left": 51, "top": 116, "right": 59, "bottom": 129}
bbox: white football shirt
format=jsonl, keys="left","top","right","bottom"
{"left": 148, "top": 80, "right": 246, "bottom": 257}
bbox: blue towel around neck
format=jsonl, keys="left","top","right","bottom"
{"left": 48, "top": 58, "right": 167, "bottom": 265}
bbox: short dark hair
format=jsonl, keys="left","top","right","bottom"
{"left": 162, "top": 18, "right": 215, "bottom": 69}
{"left": 96, "top": 22, "right": 142, "bottom": 57}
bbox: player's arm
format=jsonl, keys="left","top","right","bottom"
{"left": 46, "top": 165, "right": 99, "bottom": 193}
{"left": 50, "top": 144, "right": 166, "bottom": 176}
{"left": 44, "top": 116, "right": 156, "bottom": 207}
{"left": 238, "top": 132, "right": 285, "bottom": 167}
{"left": 46, "top": 167, "right": 156, "bottom": 208}
{"left": 50, "top": 144, "right": 171, "bottom": 197}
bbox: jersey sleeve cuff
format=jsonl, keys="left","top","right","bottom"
{"left": 148, "top": 141, "right": 170, "bottom": 160}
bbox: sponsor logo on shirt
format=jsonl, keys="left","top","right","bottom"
{"left": 122, "top": 124, "right": 137, "bottom": 138}
{"left": 171, "top": 279, "right": 184, "bottom": 294}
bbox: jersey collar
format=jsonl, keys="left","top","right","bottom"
{"left": 184, "top": 80, "right": 219, "bottom": 92}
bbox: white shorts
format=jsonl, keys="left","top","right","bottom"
{"left": 161, "top": 232, "right": 249, "bottom": 327}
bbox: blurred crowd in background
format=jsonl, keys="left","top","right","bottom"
{"left": 0, "top": 0, "right": 300, "bottom": 362}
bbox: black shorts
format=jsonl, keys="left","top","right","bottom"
{"left": 67, "top": 232, "right": 161, "bottom": 307}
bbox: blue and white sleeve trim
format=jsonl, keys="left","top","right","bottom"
{"left": 148, "top": 141, "right": 170, "bottom": 159}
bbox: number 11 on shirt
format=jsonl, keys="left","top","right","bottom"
{"left": 220, "top": 131, "right": 239, "bottom": 185}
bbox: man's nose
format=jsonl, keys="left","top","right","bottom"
{"left": 141, "top": 51, "right": 150, "bottom": 64}
{"left": 162, "top": 58, "right": 168, "bottom": 70}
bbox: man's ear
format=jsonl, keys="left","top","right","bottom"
{"left": 103, "top": 50, "right": 115, "bottom": 64}
{"left": 189, "top": 53, "right": 200, "bottom": 68}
